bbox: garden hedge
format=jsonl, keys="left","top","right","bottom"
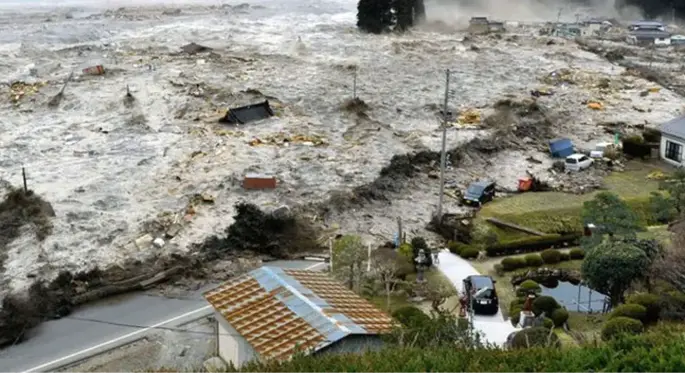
{"left": 392, "top": 306, "right": 430, "bottom": 327}
{"left": 559, "top": 251, "right": 570, "bottom": 261}
{"left": 516, "top": 280, "right": 541, "bottom": 297}
{"left": 524, "top": 253, "right": 543, "bottom": 267}
{"left": 532, "top": 295, "right": 559, "bottom": 316}
{"left": 540, "top": 249, "right": 561, "bottom": 264}
{"left": 610, "top": 303, "right": 648, "bottom": 323}
{"left": 569, "top": 247, "right": 585, "bottom": 259}
{"left": 601, "top": 316, "right": 644, "bottom": 341}
{"left": 626, "top": 293, "right": 661, "bottom": 324}
{"left": 485, "top": 234, "right": 580, "bottom": 257}
{"left": 510, "top": 326, "right": 560, "bottom": 349}
{"left": 550, "top": 307, "right": 569, "bottom": 327}
{"left": 238, "top": 330, "right": 685, "bottom": 371}
{"left": 459, "top": 247, "right": 480, "bottom": 259}
{"left": 500, "top": 257, "right": 526, "bottom": 271}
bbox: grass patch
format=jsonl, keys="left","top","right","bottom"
{"left": 476, "top": 161, "right": 668, "bottom": 239}
{"left": 638, "top": 225, "right": 671, "bottom": 244}
{"left": 565, "top": 311, "right": 606, "bottom": 343}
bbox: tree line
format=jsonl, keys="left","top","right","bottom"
{"left": 357, "top": 0, "right": 425, "bottom": 34}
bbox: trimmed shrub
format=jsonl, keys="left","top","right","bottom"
{"left": 550, "top": 308, "right": 569, "bottom": 327}
{"left": 516, "top": 280, "right": 541, "bottom": 297}
{"left": 398, "top": 243, "right": 413, "bottom": 262}
{"left": 501, "top": 257, "right": 526, "bottom": 271}
{"left": 510, "top": 305, "right": 522, "bottom": 325}
{"left": 569, "top": 248, "right": 585, "bottom": 259}
{"left": 626, "top": 293, "right": 661, "bottom": 324}
{"left": 524, "top": 254, "right": 543, "bottom": 267}
{"left": 610, "top": 304, "right": 648, "bottom": 323}
{"left": 392, "top": 306, "right": 430, "bottom": 327}
{"left": 540, "top": 249, "right": 561, "bottom": 264}
{"left": 411, "top": 236, "right": 428, "bottom": 250}
{"left": 559, "top": 252, "right": 570, "bottom": 261}
{"left": 543, "top": 317, "right": 554, "bottom": 329}
{"left": 485, "top": 234, "right": 581, "bottom": 257}
{"left": 532, "top": 296, "right": 559, "bottom": 316}
{"left": 601, "top": 316, "right": 644, "bottom": 341}
{"left": 660, "top": 291, "right": 685, "bottom": 321}
{"left": 511, "top": 327, "right": 560, "bottom": 349}
{"left": 447, "top": 241, "right": 466, "bottom": 255}
{"left": 459, "top": 247, "right": 480, "bottom": 259}
{"left": 494, "top": 263, "right": 504, "bottom": 276}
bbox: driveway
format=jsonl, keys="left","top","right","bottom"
{"left": 436, "top": 250, "right": 519, "bottom": 347}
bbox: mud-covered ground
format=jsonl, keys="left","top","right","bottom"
{"left": 0, "top": 0, "right": 684, "bottom": 297}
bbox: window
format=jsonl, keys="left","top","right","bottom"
{"left": 579, "top": 156, "right": 589, "bottom": 162}
{"left": 665, "top": 140, "right": 683, "bottom": 162}
{"left": 565, "top": 158, "right": 577, "bottom": 164}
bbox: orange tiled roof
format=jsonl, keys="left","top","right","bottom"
{"left": 203, "top": 266, "right": 395, "bottom": 361}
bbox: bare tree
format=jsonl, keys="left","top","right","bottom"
{"left": 332, "top": 235, "right": 367, "bottom": 292}
{"left": 371, "top": 248, "right": 411, "bottom": 310}
{"left": 415, "top": 276, "right": 456, "bottom": 313}
{"left": 652, "top": 224, "right": 685, "bottom": 293}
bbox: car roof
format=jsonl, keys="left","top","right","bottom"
{"left": 567, "top": 153, "right": 586, "bottom": 159}
{"left": 468, "top": 275, "right": 494, "bottom": 288}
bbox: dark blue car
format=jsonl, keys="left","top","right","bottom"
{"left": 462, "top": 180, "right": 496, "bottom": 207}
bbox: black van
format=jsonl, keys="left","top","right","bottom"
{"left": 463, "top": 275, "right": 499, "bottom": 315}
{"left": 462, "top": 181, "right": 496, "bottom": 207}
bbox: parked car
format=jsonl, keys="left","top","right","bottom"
{"left": 565, "top": 153, "right": 593, "bottom": 172}
{"left": 461, "top": 181, "right": 496, "bottom": 207}
{"left": 463, "top": 275, "right": 499, "bottom": 315}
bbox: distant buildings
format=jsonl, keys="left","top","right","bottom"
{"left": 627, "top": 30, "right": 671, "bottom": 46}
{"left": 629, "top": 20, "right": 665, "bottom": 32}
{"left": 468, "top": 17, "right": 505, "bottom": 34}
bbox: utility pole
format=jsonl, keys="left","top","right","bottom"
{"left": 22, "top": 167, "right": 27, "bottom": 193}
{"left": 367, "top": 244, "right": 372, "bottom": 272}
{"left": 436, "top": 69, "right": 450, "bottom": 219}
{"left": 353, "top": 69, "right": 357, "bottom": 99}
{"left": 556, "top": 7, "right": 562, "bottom": 23}
{"left": 328, "top": 238, "right": 334, "bottom": 272}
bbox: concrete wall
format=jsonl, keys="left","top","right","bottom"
{"left": 660, "top": 134, "right": 685, "bottom": 167}
{"left": 315, "top": 335, "right": 385, "bottom": 356}
{"left": 216, "top": 313, "right": 258, "bottom": 369}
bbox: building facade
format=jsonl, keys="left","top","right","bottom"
{"left": 660, "top": 116, "right": 685, "bottom": 167}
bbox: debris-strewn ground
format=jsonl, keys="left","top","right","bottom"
{"left": 60, "top": 316, "right": 215, "bottom": 372}
{"left": 1, "top": 1, "right": 684, "bottom": 297}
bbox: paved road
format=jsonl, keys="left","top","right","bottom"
{"left": 0, "top": 260, "right": 326, "bottom": 372}
{"left": 435, "top": 251, "right": 519, "bottom": 346}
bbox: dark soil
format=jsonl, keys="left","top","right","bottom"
{"left": 0, "top": 187, "right": 55, "bottom": 271}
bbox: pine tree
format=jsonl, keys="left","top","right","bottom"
{"left": 357, "top": 0, "right": 394, "bottom": 34}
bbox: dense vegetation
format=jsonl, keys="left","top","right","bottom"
{"left": 235, "top": 328, "right": 685, "bottom": 371}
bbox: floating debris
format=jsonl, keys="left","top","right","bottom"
{"left": 82, "top": 65, "right": 105, "bottom": 75}
{"left": 10, "top": 81, "right": 46, "bottom": 104}
{"left": 248, "top": 133, "right": 328, "bottom": 146}
{"left": 47, "top": 71, "right": 73, "bottom": 108}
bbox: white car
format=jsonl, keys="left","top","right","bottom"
{"left": 565, "top": 153, "right": 593, "bottom": 172}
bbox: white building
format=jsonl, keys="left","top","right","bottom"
{"left": 203, "top": 266, "right": 395, "bottom": 368}
{"left": 659, "top": 116, "right": 685, "bottom": 166}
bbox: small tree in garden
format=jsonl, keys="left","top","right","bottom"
{"left": 582, "top": 192, "right": 642, "bottom": 248}
{"left": 332, "top": 235, "right": 367, "bottom": 292}
{"left": 653, "top": 222, "right": 685, "bottom": 293}
{"left": 649, "top": 191, "right": 677, "bottom": 223}
{"left": 581, "top": 239, "right": 650, "bottom": 307}
{"left": 371, "top": 248, "right": 412, "bottom": 310}
{"left": 659, "top": 168, "right": 685, "bottom": 215}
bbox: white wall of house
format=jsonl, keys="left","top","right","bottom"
{"left": 216, "top": 313, "right": 258, "bottom": 369}
{"left": 660, "top": 135, "right": 685, "bottom": 167}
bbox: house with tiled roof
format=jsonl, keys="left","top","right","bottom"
{"left": 203, "top": 266, "right": 396, "bottom": 368}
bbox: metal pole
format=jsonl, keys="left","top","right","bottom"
{"left": 367, "top": 244, "right": 372, "bottom": 272}
{"left": 437, "top": 69, "right": 449, "bottom": 219}
{"left": 353, "top": 70, "right": 357, "bottom": 99}
{"left": 22, "top": 167, "right": 27, "bottom": 193}
{"left": 588, "top": 289, "right": 593, "bottom": 313}
{"left": 329, "top": 238, "right": 334, "bottom": 272}
{"left": 577, "top": 283, "right": 581, "bottom": 312}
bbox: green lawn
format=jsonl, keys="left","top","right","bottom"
{"left": 475, "top": 161, "right": 670, "bottom": 239}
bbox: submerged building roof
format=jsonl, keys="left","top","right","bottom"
{"left": 660, "top": 116, "right": 685, "bottom": 139}
{"left": 204, "top": 266, "right": 395, "bottom": 361}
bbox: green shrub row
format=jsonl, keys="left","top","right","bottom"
{"left": 485, "top": 234, "right": 580, "bottom": 257}
{"left": 237, "top": 331, "right": 685, "bottom": 371}
{"left": 499, "top": 249, "right": 583, "bottom": 272}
